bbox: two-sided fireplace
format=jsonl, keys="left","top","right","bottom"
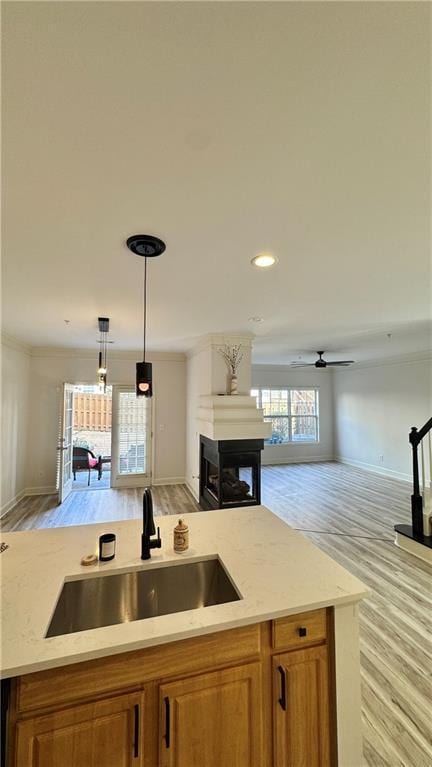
{"left": 199, "top": 434, "right": 264, "bottom": 510}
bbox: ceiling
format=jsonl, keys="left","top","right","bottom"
{"left": 2, "top": 1, "right": 431, "bottom": 363}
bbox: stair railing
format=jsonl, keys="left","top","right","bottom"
{"left": 409, "top": 417, "right": 432, "bottom": 537}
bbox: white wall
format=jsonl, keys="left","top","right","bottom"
{"left": 185, "top": 335, "right": 254, "bottom": 500}
{"left": 14, "top": 349, "right": 186, "bottom": 496}
{"left": 186, "top": 347, "right": 211, "bottom": 500}
{"left": 28, "top": 350, "right": 186, "bottom": 490}
{"left": 4, "top": 333, "right": 430, "bottom": 515}
{"left": 251, "top": 365, "right": 334, "bottom": 465}
{"left": 1, "top": 337, "right": 31, "bottom": 513}
{"left": 333, "top": 355, "right": 432, "bottom": 481}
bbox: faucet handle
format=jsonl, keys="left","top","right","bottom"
{"left": 149, "top": 527, "right": 162, "bottom": 551}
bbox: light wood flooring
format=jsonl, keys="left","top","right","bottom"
{"left": 2, "top": 462, "right": 431, "bottom": 767}
{"left": 1, "top": 483, "right": 196, "bottom": 531}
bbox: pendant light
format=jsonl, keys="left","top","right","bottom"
{"left": 127, "top": 234, "right": 166, "bottom": 397}
{"left": 97, "top": 317, "right": 110, "bottom": 391}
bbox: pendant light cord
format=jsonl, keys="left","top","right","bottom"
{"left": 143, "top": 256, "right": 147, "bottom": 363}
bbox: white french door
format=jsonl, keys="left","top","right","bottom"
{"left": 58, "top": 383, "right": 74, "bottom": 504}
{"left": 111, "top": 385, "right": 152, "bottom": 488}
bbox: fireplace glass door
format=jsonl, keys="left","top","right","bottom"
{"left": 199, "top": 436, "right": 263, "bottom": 510}
{"left": 219, "top": 454, "right": 258, "bottom": 505}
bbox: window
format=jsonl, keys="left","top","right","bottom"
{"left": 251, "top": 388, "right": 319, "bottom": 444}
{"left": 110, "top": 386, "right": 152, "bottom": 488}
{"left": 117, "top": 391, "right": 150, "bottom": 474}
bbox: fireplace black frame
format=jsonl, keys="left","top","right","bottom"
{"left": 199, "top": 435, "right": 264, "bottom": 510}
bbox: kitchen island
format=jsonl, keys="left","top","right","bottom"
{"left": 1, "top": 505, "right": 368, "bottom": 766}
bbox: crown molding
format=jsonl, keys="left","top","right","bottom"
{"left": 252, "top": 350, "right": 432, "bottom": 373}
{"left": 29, "top": 347, "right": 186, "bottom": 362}
{"left": 332, "top": 349, "right": 432, "bottom": 372}
{"left": 186, "top": 333, "right": 254, "bottom": 359}
{"left": 252, "top": 363, "right": 332, "bottom": 374}
{"left": 0, "top": 332, "right": 32, "bottom": 355}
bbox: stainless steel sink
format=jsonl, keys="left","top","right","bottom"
{"left": 46, "top": 558, "right": 241, "bottom": 638}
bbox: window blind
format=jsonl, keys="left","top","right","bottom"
{"left": 117, "top": 391, "right": 150, "bottom": 475}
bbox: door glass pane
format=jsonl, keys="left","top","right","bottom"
{"left": 117, "top": 392, "right": 149, "bottom": 475}
{"left": 63, "top": 390, "right": 73, "bottom": 485}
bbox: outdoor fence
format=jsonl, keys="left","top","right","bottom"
{"left": 73, "top": 394, "right": 112, "bottom": 431}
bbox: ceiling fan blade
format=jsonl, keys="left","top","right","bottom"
{"left": 325, "top": 361, "right": 354, "bottom": 366}
{"left": 290, "top": 362, "right": 314, "bottom": 367}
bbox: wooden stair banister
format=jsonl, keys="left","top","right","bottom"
{"left": 410, "top": 417, "right": 432, "bottom": 445}
{"left": 408, "top": 418, "right": 432, "bottom": 538}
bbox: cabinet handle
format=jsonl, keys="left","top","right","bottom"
{"left": 298, "top": 627, "right": 307, "bottom": 637}
{"left": 278, "top": 665, "right": 287, "bottom": 711}
{"left": 164, "top": 696, "right": 171, "bottom": 748}
{"left": 133, "top": 703, "right": 140, "bottom": 758}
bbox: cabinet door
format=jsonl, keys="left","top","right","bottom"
{"left": 159, "top": 662, "right": 263, "bottom": 767}
{"left": 15, "top": 692, "right": 144, "bottom": 767}
{"left": 273, "top": 646, "right": 331, "bottom": 767}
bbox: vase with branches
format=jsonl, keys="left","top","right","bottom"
{"left": 218, "top": 344, "right": 243, "bottom": 395}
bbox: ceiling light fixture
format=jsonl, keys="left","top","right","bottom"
{"left": 97, "top": 317, "right": 110, "bottom": 391}
{"left": 251, "top": 253, "right": 277, "bottom": 269}
{"left": 127, "top": 234, "right": 166, "bottom": 397}
{"left": 248, "top": 316, "right": 264, "bottom": 323}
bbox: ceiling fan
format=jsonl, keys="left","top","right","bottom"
{"left": 291, "top": 351, "right": 355, "bottom": 368}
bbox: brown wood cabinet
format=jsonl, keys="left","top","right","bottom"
{"left": 14, "top": 692, "right": 144, "bottom": 767}
{"left": 159, "top": 663, "right": 263, "bottom": 767}
{"left": 273, "top": 646, "right": 331, "bottom": 767}
{"left": 8, "top": 610, "right": 334, "bottom": 767}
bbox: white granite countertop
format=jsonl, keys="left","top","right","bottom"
{"left": 0, "top": 506, "right": 368, "bottom": 678}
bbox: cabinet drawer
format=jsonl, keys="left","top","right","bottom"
{"left": 272, "top": 609, "right": 327, "bottom": 650}
{"left": 16, "top": 623, "right": 261, "bottom": 714}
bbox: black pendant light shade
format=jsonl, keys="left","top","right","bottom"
{"left": 127, "top": 234, "right": 165, "bottom": 398}
{"left": 136, "top": 361, "right": 153, "bottom": 397}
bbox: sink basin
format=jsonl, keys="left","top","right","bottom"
{"left": 46, "top": 558, "right": 241, "bottom": 638}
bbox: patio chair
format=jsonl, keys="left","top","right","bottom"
{"left": 72, "top": 447, "right": 103, "bottom": 486}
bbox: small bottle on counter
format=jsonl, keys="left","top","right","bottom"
{"left": 99, "top": 533, "right": 116, "bottom": 562}
{"left": 173, "top": 519, "right": 189, "bottom": 553}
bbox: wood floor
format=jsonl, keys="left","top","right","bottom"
{"left": 2, "top": 462, "right": 431, "bottom": 767}
{"left": 1, "top": 483, "right": 196, "bottom": 531}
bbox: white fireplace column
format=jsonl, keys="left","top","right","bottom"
{"left": 186, "top": 334, "right": 271, "bottom": 500}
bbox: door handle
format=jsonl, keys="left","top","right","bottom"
{"left": 133, "top": 703, "right": 140, "bottom": 758}
{"left": 164, "top": 696, "right": 171, "bottom": 748}
{"left": 278, "top": 665, "right": 287, "bottom": 711}
{"left": 57, "top": 446, "right": 68, "bottom": 451}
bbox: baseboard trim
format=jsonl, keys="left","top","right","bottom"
{"left": 336, "top": 457, "right": 411, "bottom": 484}
{"left": 261, "top": 454, "right": 334, "bottom": 466}
{"left": 152, "top": 477, "right": 186, "bottom": 486}
{"left": 1, "top": 486, "right": 57, "bottom": 518}
{"left": 0, "top": 490, "right": 26, "bottom": 518}
{"left": 185, "top": 479, "right": 199, "bottom": 502}
{"left": 25, "top": 486, "right": 57, "bottom": 496}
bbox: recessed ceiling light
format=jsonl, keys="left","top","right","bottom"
{"left": 249, "top": 316, "right": 264, "bottom": 323}
{"left": 251, "top": 253, "right": 277, "bottom": 269}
